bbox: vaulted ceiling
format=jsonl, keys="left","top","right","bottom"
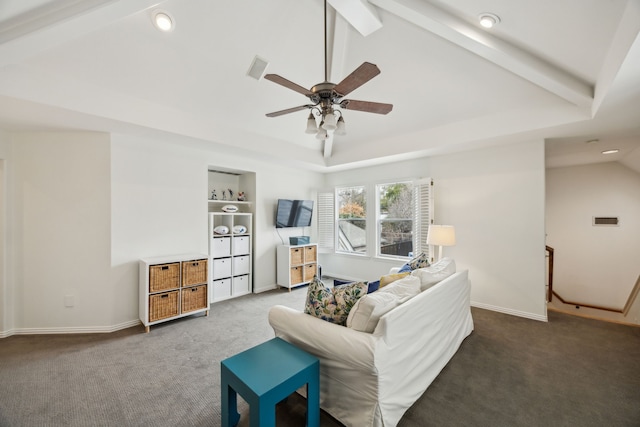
{"left": 0, "top": 0, "right": 639, "bottom": 172}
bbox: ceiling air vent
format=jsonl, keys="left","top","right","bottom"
{"left": 247, "top": 55, "right": 269, "bottom": 80}
{"left": 593, "top": 216, "right": 619, "bottom": 226}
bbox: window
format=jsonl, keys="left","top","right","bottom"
{"left": 336, "top": 186, "right": 367, "bottom": 254}
{"left": 377, "top": 182, "right": 414, "bottom": 258}
{"left": 317, "top": 179, "right": 432, "bottom": 259}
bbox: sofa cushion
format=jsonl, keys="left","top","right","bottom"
{"left": 346, "top": 275, "right": 421, "bottom": 332}
{"left": 411, "top": 257, "right": 456, "bottom": 291}
{"left": 346, "top": 292, "right": 403, "bottom": 332}
{"left": 378, "top": 275, "right": 421, "bottom": 298}
{"left": 379, "top": 272, "right": 410, "bottom": 288}
{"left": 304, "top": 277, "right": 368, "bottom": 325}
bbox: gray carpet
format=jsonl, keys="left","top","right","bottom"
{"left": 0, "top": 286, "right": 639, "bottom": 427}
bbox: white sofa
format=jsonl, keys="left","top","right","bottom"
{"left": 268, "top": 262, "right": 474, "bottom": 427}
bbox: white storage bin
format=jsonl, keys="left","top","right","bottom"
{"left": 232, "top": 256, "right": 250, "bottom": 276}
{"left": 211, "top": 237, "right": 231, "bottom": 258}
{"left": 212, "top": 278, "right": 232, "bottom": 301}
{"left": 233, "top": 275, "right": 250, "bottom": 294}
{"left": 232, "top": 236, "right": 250, "bottom": 256}
{"left": 212, "top": 258, "right": 232, "bottom": 279}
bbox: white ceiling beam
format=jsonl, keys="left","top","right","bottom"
{"left": 328, "top": 9, "right": 350, "bottom": 83}
{"left": 591, "top": 0, "right": 640, "bottom": 115}
{"left": 0, "top": 0, "right": 164, "bottom": 68}
{"left": 328, "top": 0, "right": 383, "bottom": 37}
{"left": 369, "top": 0, "right": 594, "bottom": 107}
{"left": 323, "top": 136, "right": 334, "bottom": 159}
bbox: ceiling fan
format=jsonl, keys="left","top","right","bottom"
{"left": 264, "top": 0, "right": 393, "bottom": 139}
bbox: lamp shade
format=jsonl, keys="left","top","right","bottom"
{"left": 335, "top": 116, "right": 346, "bottom": 135}
{"left": 322, "top": 111, "right": 337, "bottom": 130}
{"left": 426, "top": 225, "right": 456, "bottom": 246}
{"left": 305, "top": 113, "right": 317, "bottom": 134}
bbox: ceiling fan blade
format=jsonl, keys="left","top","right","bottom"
{"left": 340, "top": 99, "right": 393, "bottom": 114}
{"left": 266, "top": 105, "right": 312, "bottom": 117}
{"left": 333, "top": 62, "right": 381, "bottom": 96}
{"left": 264, "top": 74, "right": 313, "bottom": 97}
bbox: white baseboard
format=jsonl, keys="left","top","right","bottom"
{"left": 0, "top": 319, "right": 141, "bottom": 338}
{"left": 471, "top": 301, "right": 548, "bottom": 322}
{"left": 253, "top": 284, "right": 277, "bottom": 294}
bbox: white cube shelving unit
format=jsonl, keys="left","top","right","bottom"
{"left": 208, "top": 212, "right": 252, "bottom": 303}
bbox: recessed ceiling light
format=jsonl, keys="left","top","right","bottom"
{"left": 478, "top": 13, "right": 500, "bottom": 29}
{"left": 152, "top": 10, "right": 174, "bottom": 32}
{"left": 602, "top": 149, "right": 619, "bottom": 155}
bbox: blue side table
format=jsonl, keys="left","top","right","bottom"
{"left": 221, "top": 337, "right": 320, "bottom": 427}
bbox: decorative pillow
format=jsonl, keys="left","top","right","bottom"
{"left": 333, "top": 278, "right": 379, "bottom": 294}
{"left": 407, "top": 252, "right": 430, "bottom": 270}
{"left": 411, "top": 257, "right": 456, "bottom": 291}
{"left": 367, "top": 280, "right": 380, "bottom": 293}
{"left": 333, "top": 281, "right": 368, "bottom": 317}
{"left": 379, "top": 272, "right": 410, "bottom": 288}
{"left": 304, "top": 277, "right": 367, "bottom": 325}
{"left": 398, "top": 263, "right": 412, "bottom": 273}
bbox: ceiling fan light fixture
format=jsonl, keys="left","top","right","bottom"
{"left": 478, "top": 13, "right": 500, "bottom": 29}
{"left": 322, "top": 111, "right": 337, "bottom": 130}
{"left": 305, "top": 113, "right": 318, "bottom": 134}
{"left": 335, "top": 116, "right": 346, "bottom": 135}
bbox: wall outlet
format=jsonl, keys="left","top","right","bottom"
{"left": 64, "top": 295, "right": 75, "bottom": 307}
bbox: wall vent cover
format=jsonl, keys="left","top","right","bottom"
{"left": 593, "top": 216, "right": 619, "bottom": 226}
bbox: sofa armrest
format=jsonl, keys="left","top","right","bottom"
{"left": 389, "top": 267, "right": 401, "bottom": 274}
{"left": 268, "top": 305, "right": 378, "bottom": 372}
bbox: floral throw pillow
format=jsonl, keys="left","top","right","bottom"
{"left": 304, "top": 277, "right": 368, "bottom": 325}
{"left": 407, "top": 252, "right": 430, "bottom": 270}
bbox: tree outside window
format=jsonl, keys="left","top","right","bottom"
{"left": 337, "top": 186, "right": 367, "bottom": 254}
{"left": 378, "top": 182, "right": 414, "bottom": 258}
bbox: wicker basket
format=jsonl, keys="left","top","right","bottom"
{"left": 182, "top": 259, "right": 208, "bottom": 287}
{"left": 290, "top": 247, "right": 303, "bottom": 265}
{"left": 290, "top": 266, "right": 303, "bottom": 284}
{"left": 303, "top": 263, "right": 317, "bottom": 282}
{"left": 149, "top": 290, "right": 179, "bottom": 322}
{"left": 182, "top": 285, "right": 208, "bottom": 313}
{"left": 304, "top": 245, "right": 317, "bottom": 262}
{"left": 149, "top": 263, "right": 180, "bottom": 292}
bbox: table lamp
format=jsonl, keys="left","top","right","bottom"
{"left": 426, "top": 225, "right": 456, "bottom": 261}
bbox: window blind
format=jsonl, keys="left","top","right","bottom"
{"left": 317, "top": 190, "right": 335, "bottom": 252}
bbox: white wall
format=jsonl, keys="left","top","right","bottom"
{"left": 0, "top": 130, "right": 10, "bottom": 335}
{"left": 9, "top": 132, "right": 112, "bottom": 332}
{"left": 321, "top": 140, "right": 547, "bottom": 321}
{"left": 430, "top": 140, "right": 547, "bottom": 320}
{"left": 546, "top": 162, "right": 640, "bottom": 313}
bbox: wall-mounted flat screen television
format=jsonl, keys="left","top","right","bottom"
{"left": 275, "top": 199, "right": 314, "bottom": 228}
